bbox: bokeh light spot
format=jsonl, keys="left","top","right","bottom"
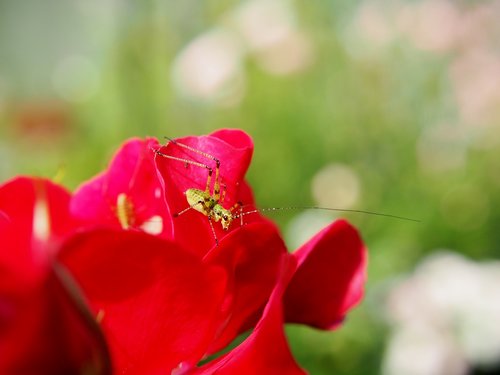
{"left": 311, "top": 163, "right": 361, "bottom": 209}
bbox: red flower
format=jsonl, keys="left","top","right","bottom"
{"left": 1, "top": 129, "right": 368, "bottom": 374}
{"left": 59, "top": 229, "right": 228, "bottom": 374}
{"left": 153, "top": 129, "right": 367, "bottom": 334}
{"left": 154, "top": 129, "right": 266, "bottom": 255}
{"left": 0, "top": 177, "right": 109, "bottom": 375}
{"left": 71, "top": 137, "right": 173, "bottom": 239}
{"left": 57, "top": 221, "right": 303, "bottom": 374}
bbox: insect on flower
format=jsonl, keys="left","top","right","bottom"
{"left": 153, "top": 136, "right": 419, "bottom": 246}
{"left": 153, "top": 137, "right": 244, "bottom": 245}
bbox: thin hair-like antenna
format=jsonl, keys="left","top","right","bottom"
{"left": 163, "top": 136, "right": 220, "bottom": 167}
{"left": 152, "top": 147, "right": 212, "bottom": 171}
{"left": 238, "top": 206, "right": 420, "bottom": 222}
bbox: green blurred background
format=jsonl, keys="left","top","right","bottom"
{"left": 1, "top": 0, "right": 499, "bottom": 374}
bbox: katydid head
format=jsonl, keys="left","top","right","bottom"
{"left": 213, "top": 204, "right": 233, "bottom": 230}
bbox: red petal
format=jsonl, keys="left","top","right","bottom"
{"left": 0, "top": 177, "right": 109, "bottom": 374}
{"left": 0, "top": 272, "right": 111, "bottom": 375}
{"left": 203, "top": 221, "right": 286, "bottom": 354}
{"left": 0, "top": 176, "right": 75, "bottom": 283}
{"left": 190, "top": 256, "right": 306, "bottom": 375}
{"left": 210, "top": 128, "right": 254, "bottom": 152}
{"left": 71, "top": 138, "right": 173, "bottom": 238}
{"left": 283, "top": 220, "right": 367, "bottom": 329}
{"left": 59, "top": 229, "right": 228, "bottom": 374}
{"left": 154, "top": 129, "right": 255, "bottom": 255}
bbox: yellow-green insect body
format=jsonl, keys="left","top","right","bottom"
{"left": 154, "top": 137, "right": 241, "bottom": 244}
{"left": 186, "top": 188, "right": 234, "bottom": 231}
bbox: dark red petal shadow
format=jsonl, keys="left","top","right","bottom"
{"left": 202, "top": 221, "right": 286, "bottom": 354}
{"left": 189, "top": 256, "right": 306, "bottom": 375}
{"left": 59, "top": 229, "right": 228, "bottom": 374}
{"left": 0, "top": 271, "right": 111, "bottom": 375}
{"left": 283, "top": 219, "right": 367, "bottom": 329}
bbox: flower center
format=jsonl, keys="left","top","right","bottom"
{"left": 116, "top": 193, "right": 135, "bottom": 230}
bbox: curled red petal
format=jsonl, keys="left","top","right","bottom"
{"left": 154, "top": 129, "right": 255, "bottom": 255}
{"left": 202, "top": 221, "right": 286, "bottom": 354}
{"left": 189, "top": 256, "right": 306, "bottom": 375}
{"left": 283, "top": 219, "right": 368, "bottom": 329}
{"left": 210, "top": 128, "right": 254, "bottom": 153}
{"left": 71, "top": 137, "right": 173, "bottom": 238}
{"left": 59, "top": 229, "right": 228, "bottom": 374}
